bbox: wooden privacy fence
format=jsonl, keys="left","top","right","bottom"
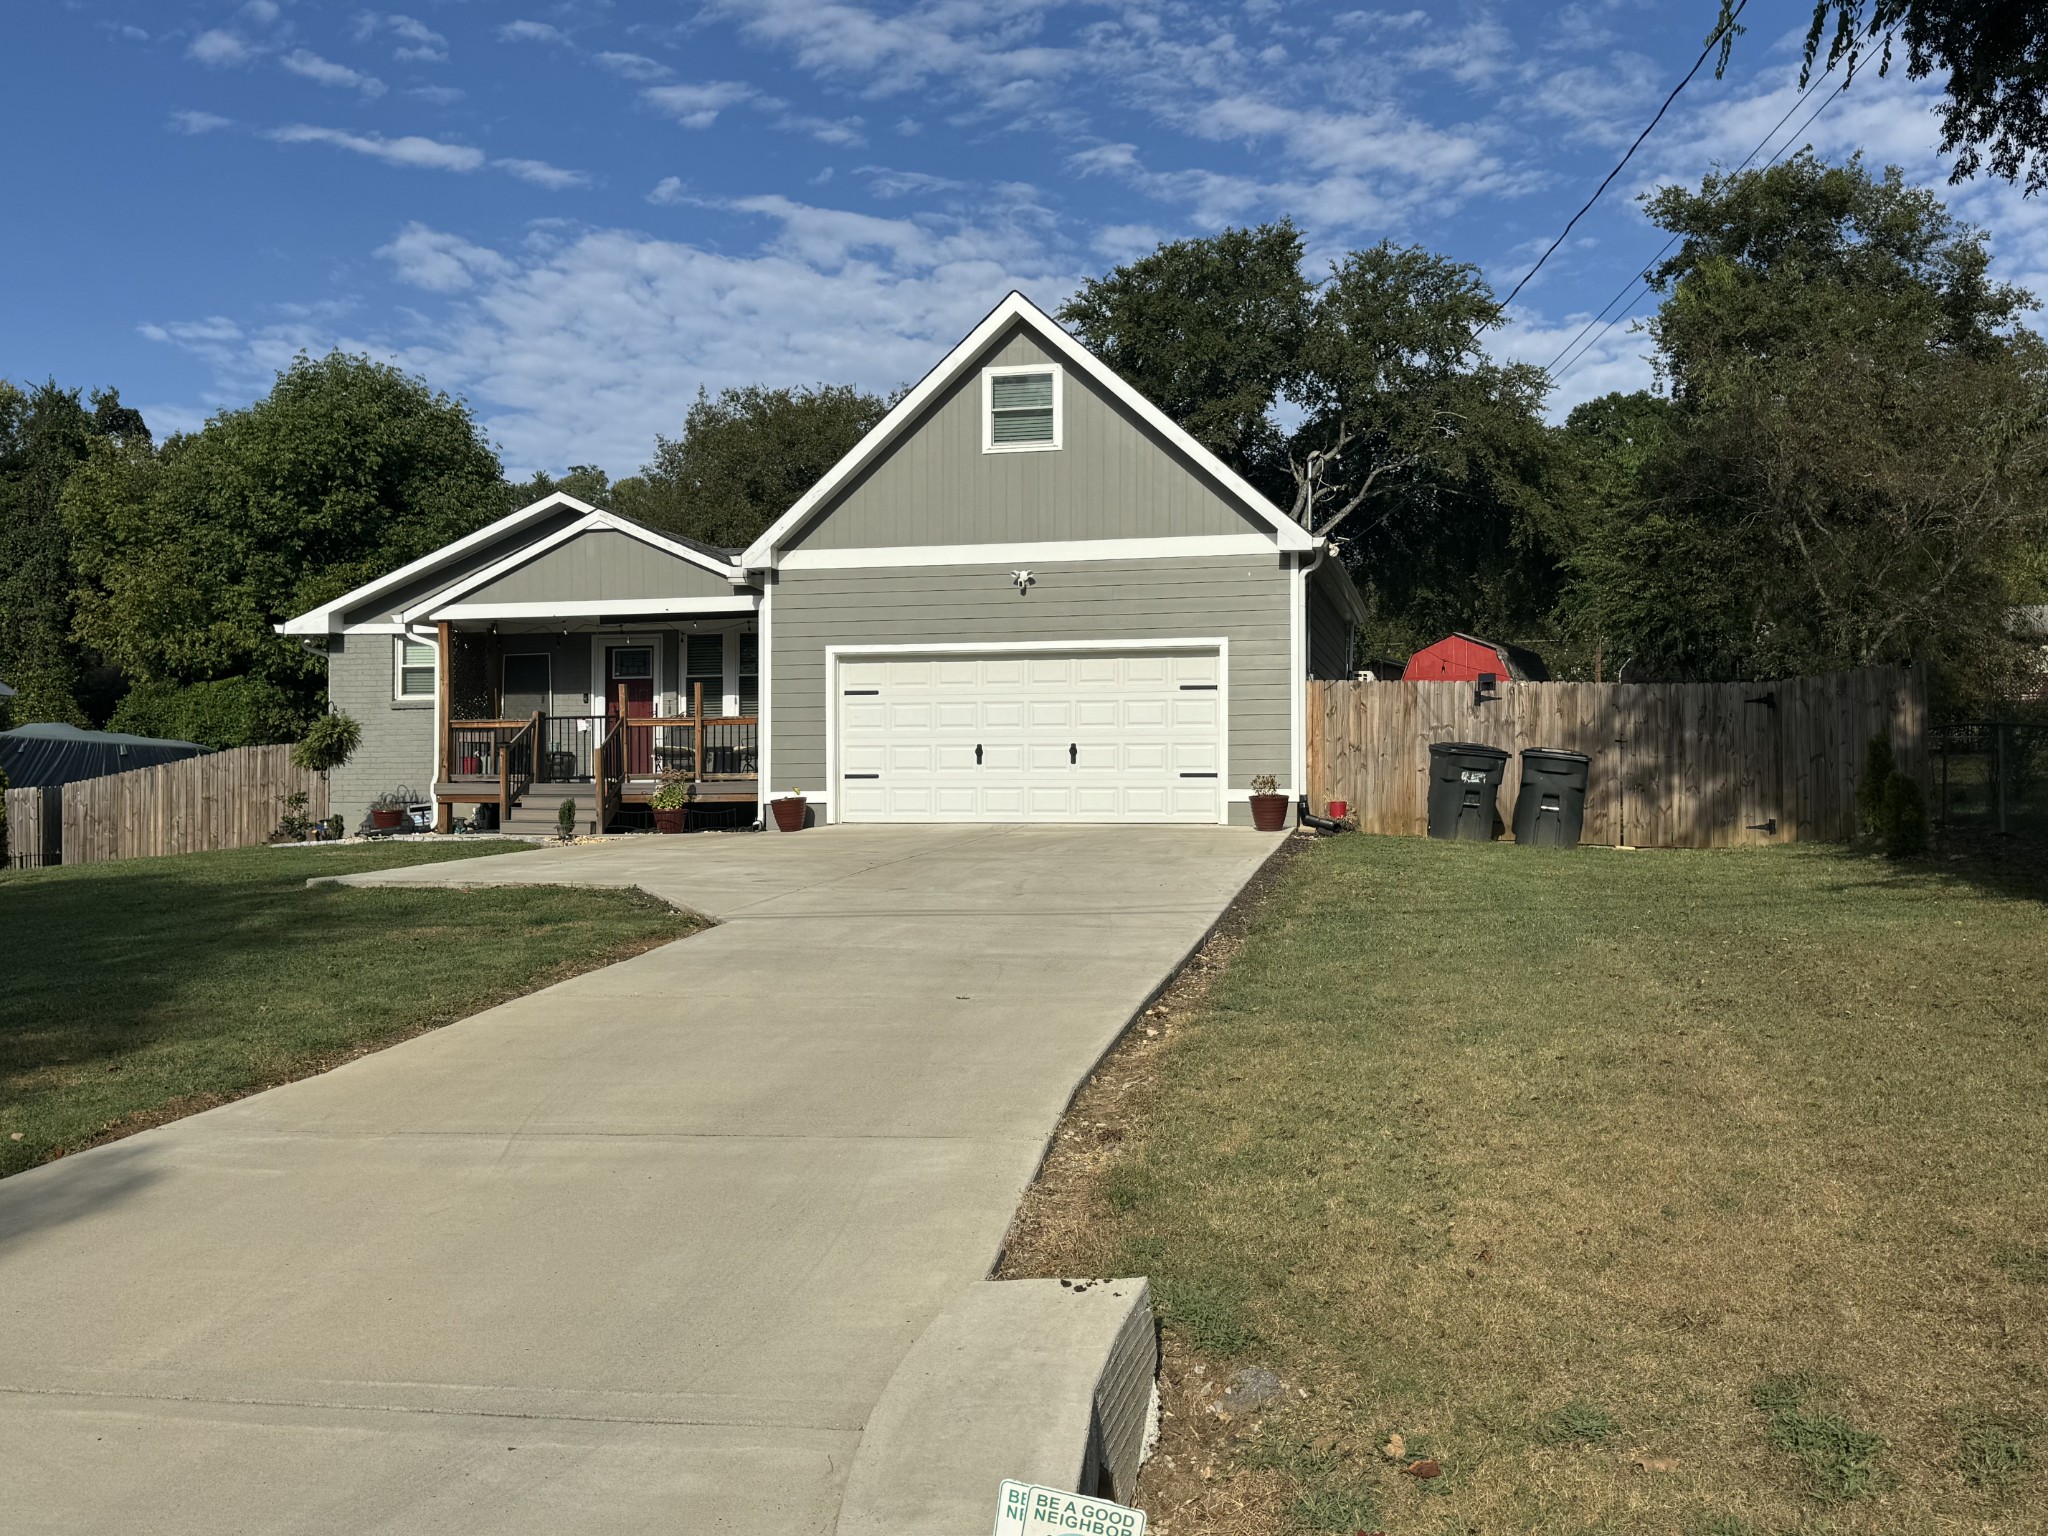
{"left": 4, "top": 784, "right": 63, "bottom": 870}
{"left": 1306, "top": 665, "right": 1927, "bottom": 848}
{"left": 52, "top": 745, "right": 328, "bottom": 867}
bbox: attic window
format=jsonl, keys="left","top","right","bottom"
{"left": 983, "top": 364, "right": 1061, "bottom": 452}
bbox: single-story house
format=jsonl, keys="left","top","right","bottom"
{"left": 282, "top": 291, "right": 1366, "bottom": 832}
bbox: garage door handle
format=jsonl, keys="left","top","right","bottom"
{"left": 975, "top": 743, "right": 982, "bottom": 765}
{"left": 1069, "top": 743, "right": 1077, "bottom": 765}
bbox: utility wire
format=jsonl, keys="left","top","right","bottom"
{"left": 1541, "top": 59, "right": 1839, "bottom": 375}
{"left": 1549, "top": 65, "right": 1855, "bottom": 384}
{"left": 1494, "top": 0, "right": 1748, "bottom": 319}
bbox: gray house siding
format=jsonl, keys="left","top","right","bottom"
{"left": 339, "top": 509, "right": 584, "bottom": 627}
{"left": 784, "top": 325, "right": 1267, "bottom": 551}
{"left": 459, "top": 530, "right": 735, "bottom": 605}
{"left": 1306, "top": 575, "right": 1355, "bottom": 680}
{"left": 325, "top": 634, "right": 435, "bottom": 830}
{"left": 769, "top": 555, "right": 1292, "bottom": 825}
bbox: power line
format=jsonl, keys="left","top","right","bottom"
{"left": 1494, "top": 0, "right": 1748, "bottom": 319}
{"left": 1541, "top": 59, "right": 1839, "bottom": 375}
{"left": 1549, "top": 66, "right": 1855, "bottom": 384}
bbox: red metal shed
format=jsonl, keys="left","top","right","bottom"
{"left": 1401, "top": 633, "right": 1550, "bottom": 683}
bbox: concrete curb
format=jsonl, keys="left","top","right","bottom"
{"left": 835, "top": 1278, "right": 1157, "bottom": 1536}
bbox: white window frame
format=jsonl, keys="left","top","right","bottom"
{"left": 981, "top": 363, "right": 1063, "bottom": 454}
{"left": 395, "top": 636, "right": 437, "bottom": 701}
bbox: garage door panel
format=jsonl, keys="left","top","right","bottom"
{"left": 838, "top": 647, "right": 1227, "bottom": 824}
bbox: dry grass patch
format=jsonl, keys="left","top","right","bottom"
{"left": 1002, "top": 835, "right": 2048, "bottom": 1535}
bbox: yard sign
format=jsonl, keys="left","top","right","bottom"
{"left": 992, "top": 1480, "right": 1145, "bottom": 1536}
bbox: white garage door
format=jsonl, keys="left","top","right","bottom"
{"left": 837, "top": 649, "right": 1223, "bottom": 823}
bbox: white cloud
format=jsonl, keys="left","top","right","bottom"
{"left": 595, "top": 51, "right": 671, "bottom": 81}
{"left": 169, "top": 110, "right": 233, "bottom": 135}
{"left": 377, "top": 223, "right": 515, "bottom": 292}
{"left": 498, "top": 20, "right": 569, "bottom": 45}
{"left": 282, "top": 50, "right": 387, "bottom": 97}
{"left": 241, "top": 1, "right": 279, "bottom": 24}
{"left": 269, "top": 124, "right": 486, "bottom": 172}
{"left": 145, "top": 207, "right": 1081, "bottom": 475}
{"left": 780, "top": 113, "right": 866, "bottom": 146}
{"left": 647, "top": 176, "right": 688, "bottom": 205}
{"left": 187, "top": 29, "right": 254, "bottom": 67}
{"left": 410, "top": 85, "right": 465, "bottom": 105}
{"left": 495, "top": 157, "right": 592, "bottom": 190}
{"left": 354, "top": 13, "right": 449, "bottom": 62}
{"left": 642, "top": 81, "right": 756, "bottom": 128}
{"left": 856, "top": 165, "right": 967, "bottom": 199}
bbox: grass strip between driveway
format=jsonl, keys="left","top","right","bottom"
{"left": 1003, "top": 834, "right": 2047, "bottom": 1535}
{"left": 1, "top": 841, "right": 699, "bottom": 1178}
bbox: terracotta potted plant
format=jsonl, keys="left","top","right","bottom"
{"left": 1248, "top": 774, "right": 1289, "bottom": 832}
{"left": 368, "top": 790, "right": 410, "bottom": 832}
{"left": 771, "top": 788, "right": 807, "bottom": 832}
{"left": 650, "top": 771, "right": 695, "bottom": 833}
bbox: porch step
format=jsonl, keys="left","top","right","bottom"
{"left": 503, "top": 783, "right": 600, "bottom": 836}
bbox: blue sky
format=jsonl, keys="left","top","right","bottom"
{"left": 8, "top": 1, "right": 2045, "bottom": 476}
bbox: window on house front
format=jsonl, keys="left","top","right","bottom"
{"left": 686, "top": 633, "right": 724, "bottom": 716}
{"left": 984, "top": 365, "right": 1061, "bottom": 451}
{"left": 396, "top": 637, "right": 436, "bottom": 699}
{"left": 738, "top": 633, "right": 758, "bottom": 718}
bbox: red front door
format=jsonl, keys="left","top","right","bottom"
{"left": 606, "top": 647, "right": 656, "bottom": 775}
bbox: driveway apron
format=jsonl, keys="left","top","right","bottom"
{"left": 0, "top": 825, "right": 1281, "bottom": 1535}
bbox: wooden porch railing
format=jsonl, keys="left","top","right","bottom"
{"left": 596, "top": 715, "right": 624, "bottom": 835}
{"left": 499, "top": 713, "right": 538, "bottom": 822}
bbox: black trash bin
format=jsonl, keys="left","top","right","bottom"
{"left": 1426, "top": 742, "right": 1510, "bottom": 841}
{"left": 1512, "top": 748, "right": 1591, "bottom": 848}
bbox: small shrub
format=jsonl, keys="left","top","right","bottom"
{"left": 1535, "top": 1398, "right": 1616, "bottom": 1446}
{"left": 1880, "top": 772, "right": 1928, "bottom": 858}
{"left": 556, "top": 798, "right": 579, "bottom": 839}
{"left": 1858, "top": 735, "right": 1896, "bottom": 835}
{"left": 293, "top": 711, "right": 362, "bottom": 773}
{"left": 1750, "top": 1374, "right": 1886, "bottom": 1503}
{"left": 324, "top": 814, "right": 345, "bottom": 840}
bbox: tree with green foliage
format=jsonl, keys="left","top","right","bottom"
{"left": 0, "top": 381, "right": 147, "bottom": 724}
{"left": 612, "top": 384, "right": 891, "bottom": 549}
{"left": 1061, "top": 220, "right": 1559, "bottom": 653}
{"left": 62, "top": 352, "right": 505, "bottom": 748}
{"left": 506, "top": 462, "right": 614, "bottom": 511}
{"left": 1721, "top": 3, "right": 2048, "bottom": 194}
{"left": 1559, "top": 154, "right": 2048, "bottom": 701}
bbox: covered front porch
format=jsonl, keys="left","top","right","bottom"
{"left": 428, "top": 615, "right": 761, "bottom": 834}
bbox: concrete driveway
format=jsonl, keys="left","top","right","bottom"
{"left": 0, "top": 825, "right": 1280, "bottom": 1534}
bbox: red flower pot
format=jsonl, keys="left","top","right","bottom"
{"left": 370, "top": 808, "right": 406, "bottom": 831}
{"left": 1327, "top": 800, "right": 1348, "bottom": 821}
{"left": 1249, "top": 793, "right": 1290, "bottom": 832}
{"left": 771, "top": 797, "right": 807, "bottom": 832}
{"left": 460, "top": 755, "right": 481, "bottom": 775}
{"left": 653, "top": 807, "right": 686, "bottom": 834}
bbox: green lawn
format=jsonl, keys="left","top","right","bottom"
{"left": 1014, "top": 837, "right": 2048, "bottom": 1535}
{"left": 0, "top": 842, "right": 697, "bottom": 1178}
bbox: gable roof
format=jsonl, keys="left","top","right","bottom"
{"left": 739, "top": 291, "right": 1318, "bottom": 569}
{"left": 278, "top": 493, "right": 743, "bottom": 636}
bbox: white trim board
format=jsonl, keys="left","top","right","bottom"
{"left": 739, "top": 291, "right": 1317, "bottom": 569}
{"left": 429, "top": 596, "right": 759, "bottom": 622}
{"left": 778, "top": 535, "right": 1278, "bottom": 571}
{"left": 821, "top": 637, "right": 1231, "bottom": 828}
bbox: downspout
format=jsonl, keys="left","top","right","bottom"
{"left": 1296, "top": 539, "right": 1343, "bottom": 832}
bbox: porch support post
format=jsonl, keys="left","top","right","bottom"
{"left": 435, "top": 620, "right": 453, "bottom": 833}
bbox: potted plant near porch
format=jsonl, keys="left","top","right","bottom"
{"left": 368, "top": 790, "right": 411, "bottom": 832}
{"left": 771, "top": 787, "right": 807, "bottom": 832}
{"left": 1248, "top": 774, "right": 1290, "bottom": 831}
{"left": 650, "top": 771, "right": 696, "bottom": 833}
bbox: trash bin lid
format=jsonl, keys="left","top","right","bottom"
{"left": 1429, "top": 740, "right": 1509, "bottom": 760}
{"left": 1520, "top": 747, "right": 1590, "bottom": 763}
